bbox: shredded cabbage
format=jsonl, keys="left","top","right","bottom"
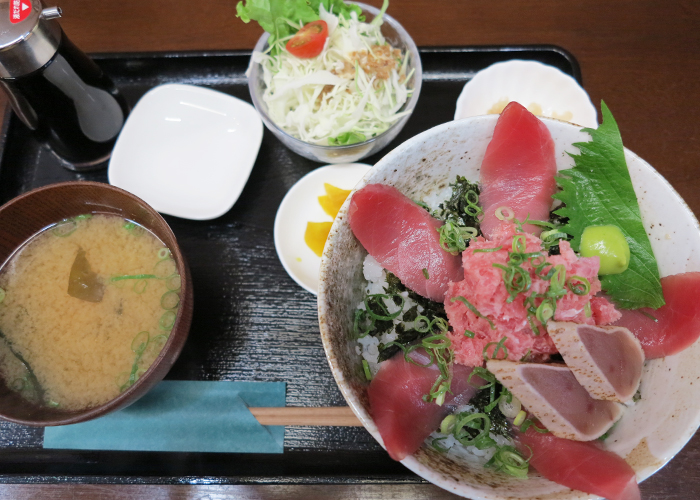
{"left": 253, "top": 5, "right": 414, "bottom": 145}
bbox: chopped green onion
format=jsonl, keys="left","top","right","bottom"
{"left": 453, "top": 412, "right": 491, "bottom": 446}
{"left": 437, "top": 221, "right": 472, "bottom": 255}
{"left": 567, "top": 275, "right": 591, "bottom": 295}
{"left": 165, "top": 273, "right": 182, "bottom": 291}
{"left": 473, "top": 246, "right": 503, "bottom": 253}
{"left": 520, "top": 349, "right": 532, "bottom": 362}
{"left": 110, "top": 273, "right": 157, "bottom": 282}
{"left": 440, "top": 414, "right": 457, "bottom": 434}
{"left": 422, "top": 268, "right": 430, "bottom": 279}
{"left": 11, "top": 377, "right": 25, "bottom": 392}
{"left": 413, "top": 314, "right": 431, "bottom": 333}
{"left": 157, "top": 248, "right": 171, "bottom": 260}
{"left": 512, "top": 234, "right": 526, "bottom": 253}
{"left": 160, "top": 291, "right": 180, "bottom": 310}
{"left": 131, "top": 331, "right": 149, "bottom": 355}
{"left": 149, "top": 334, "right": 169, "bottom": 351}
{"left": 535, "top": 299, "right": 555, "bottom": 325}
{"left": 464, "top": 329, "right": 475, "bottom": 338}
{"left": 364, "top": 294, "right": 404, "bottom": 321}
{"left": 414, "top": 200, "right": 430, "bottom": 210}
{"left": 463, "top": 189, "right": 483, "bottom": 217}
{"left": 362, "top": 359, "right": 372, "bottom": 381}
{"left": 484, "top": 445, "right": 530, "bottom": 478}
{"left": 498, "top": 392, "right": 521, "bottom": 418}
{"left": 584, "top": 301, "right": 592, "bottom": 318}
{"left": 513, "top": 410, "right": 527, "bottom": 427}
{"left": 74, "top": 213, "right": 93, "bottom": 221}
{"left": 495, "top": 206, "right": 514, "bottom": 221}
{"left": 518, "top": 215, "right": 555, "bottom": 229}
{"left": 353, "top": 308, "right": 373, "bottom": 338}
{"left": 526, "top": 315, "right": 541, "bottom": 336}
{"left": 154, "top": 258, "right": 177, "bottom": 279}
{"left": 52, "top": 219, "right": 77, "bottom": 237}
{"left": 520, "top": 419, "right": 549, "bottom": 434}
{"left": 483, "top": 336, "right": 508, "bottom": 360}
{"left": 640, "top": 311, "right": 658, "bottom": 322}
{"left": 159, "top": 310, "right": 176, "bottom": 331}
{"left": 468, "top": 366, "right": 497, "bottom": 389}
{"left": 432, "top": 436, "right": 449, "bottom": 453}
{"left": 451, "top": 296, "right": 495, "bottom": 330}
{"left": 133, "top": 280, "right": 148, "bottom": 294}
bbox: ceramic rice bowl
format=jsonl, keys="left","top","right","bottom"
{"left": 318, "top": 115, "right": 700, "bottom": 499}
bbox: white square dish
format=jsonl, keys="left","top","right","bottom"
{"left": 108, "top": 83, "right": 263, "bottom": 220}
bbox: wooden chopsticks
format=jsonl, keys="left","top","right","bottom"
{"left": 249, "top": 406, "right": 362, "bottom": 426}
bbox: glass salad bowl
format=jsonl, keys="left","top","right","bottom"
{"left": 246, "top": 2, "right": 422, "bottom": 164}
{"left": 318, "top": 115, "right": 700, "bottom": 499}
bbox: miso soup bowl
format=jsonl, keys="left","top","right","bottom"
{"left": 0, "top": 181, "right": 193, "bottom": 426}
{"left": 318, "top": 115, "right": 700, "bottom": 499}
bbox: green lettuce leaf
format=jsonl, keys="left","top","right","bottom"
{"left": 553, "top": 102, "right": 664, "bottom": 310}
{"left": 327, "top": 131, "right": 366, "bottom": 145}
{"left": 236, "top": 0, "right": 363, "bottom": 45}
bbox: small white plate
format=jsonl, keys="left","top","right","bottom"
{"left": 455, "top": 60, "right": 598, "bottom": 128}
{"left": 108, "top": 84, "right": 263, "bottom": 220}
{"left": 275, "top": 163, "right": 372, "bottom": 295}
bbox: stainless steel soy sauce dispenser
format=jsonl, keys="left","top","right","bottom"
{"left": 0, "top": 0, "right": 129, "bottom": 170}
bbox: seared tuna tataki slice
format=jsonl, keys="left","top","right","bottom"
{"left": 487, "top": 360, "right": 623, "bottom": 441}
{"left": 547, "top": 321, "right": 644, "bottom": 402}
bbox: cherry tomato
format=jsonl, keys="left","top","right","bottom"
{"left": 286, "top": 20, "right": 328, "bottom": 58}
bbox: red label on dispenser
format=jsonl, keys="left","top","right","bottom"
{"left": 9, "top": 0, "right": 31, "bottom": 24}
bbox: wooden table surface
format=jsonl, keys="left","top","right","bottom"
{"left": 2, "top": 0, "right": 699, "bottom": 498}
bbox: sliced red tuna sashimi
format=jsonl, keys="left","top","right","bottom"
{"left": 368, "top": 349, "right": 482, "bottom": 461}
{"left": 614, "top": 272, "right": 700, "bottom": 358}
{"left": 479, "top": 101, "right": 557, "bottom": 239}
{"left": 487, "top": 360, "right": 623, "bottom": 441}
{"left": 517, "top": 426, "right": 640, "bottom": 500}
{"left": 547, "top": 321, "right": 644, "bottom": 402}
{"left": 348, "top": 183, "right": 463, "bottom": 302}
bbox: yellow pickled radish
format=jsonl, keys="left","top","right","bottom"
{"left": 305, "top": 221, "right": 333, "bottom": 257}
{"left": 318, "top": 183, "right": 352, "bottom": 218}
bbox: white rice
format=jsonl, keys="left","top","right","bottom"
{"left": 356, "top": 256, "right": 514, "bottom": 463}
{"left": 356, "top": 255, "right": 421, "bottom": 376}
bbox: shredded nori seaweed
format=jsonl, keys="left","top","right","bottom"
{"left": 375, "top": 272, "right": 447, "bottom": 362}
{"left": 432, "top": 176, "right": 482, "bottom": 232}
{"left": 469, "top": 385, "right": 511, "bottom": 439}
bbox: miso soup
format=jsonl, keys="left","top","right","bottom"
{"left": 0, "top": 213, "right": 181, "bottom": 410}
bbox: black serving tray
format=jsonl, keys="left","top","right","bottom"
{"left": 0, "top": 46, "right": 580, "bottom": 485}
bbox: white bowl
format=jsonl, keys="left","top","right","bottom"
{"left": 455, "top": 60, "right": 598, "bottom": 128}
{"left": 318, "top": 115, "right": 700, "bottom": 499}
{"left": 274, "top": 163, "right": 371, "bottom": 295}
{"left": 109, "top": 84, "right": 263, "bottom": 220}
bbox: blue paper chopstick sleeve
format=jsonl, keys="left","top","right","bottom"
{"left": 43, "top": 381, "right": 285, "bottom": 453}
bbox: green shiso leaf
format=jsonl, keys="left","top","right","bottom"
{"left": 553, "top": 101, "right": 664, "bottom": 310}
